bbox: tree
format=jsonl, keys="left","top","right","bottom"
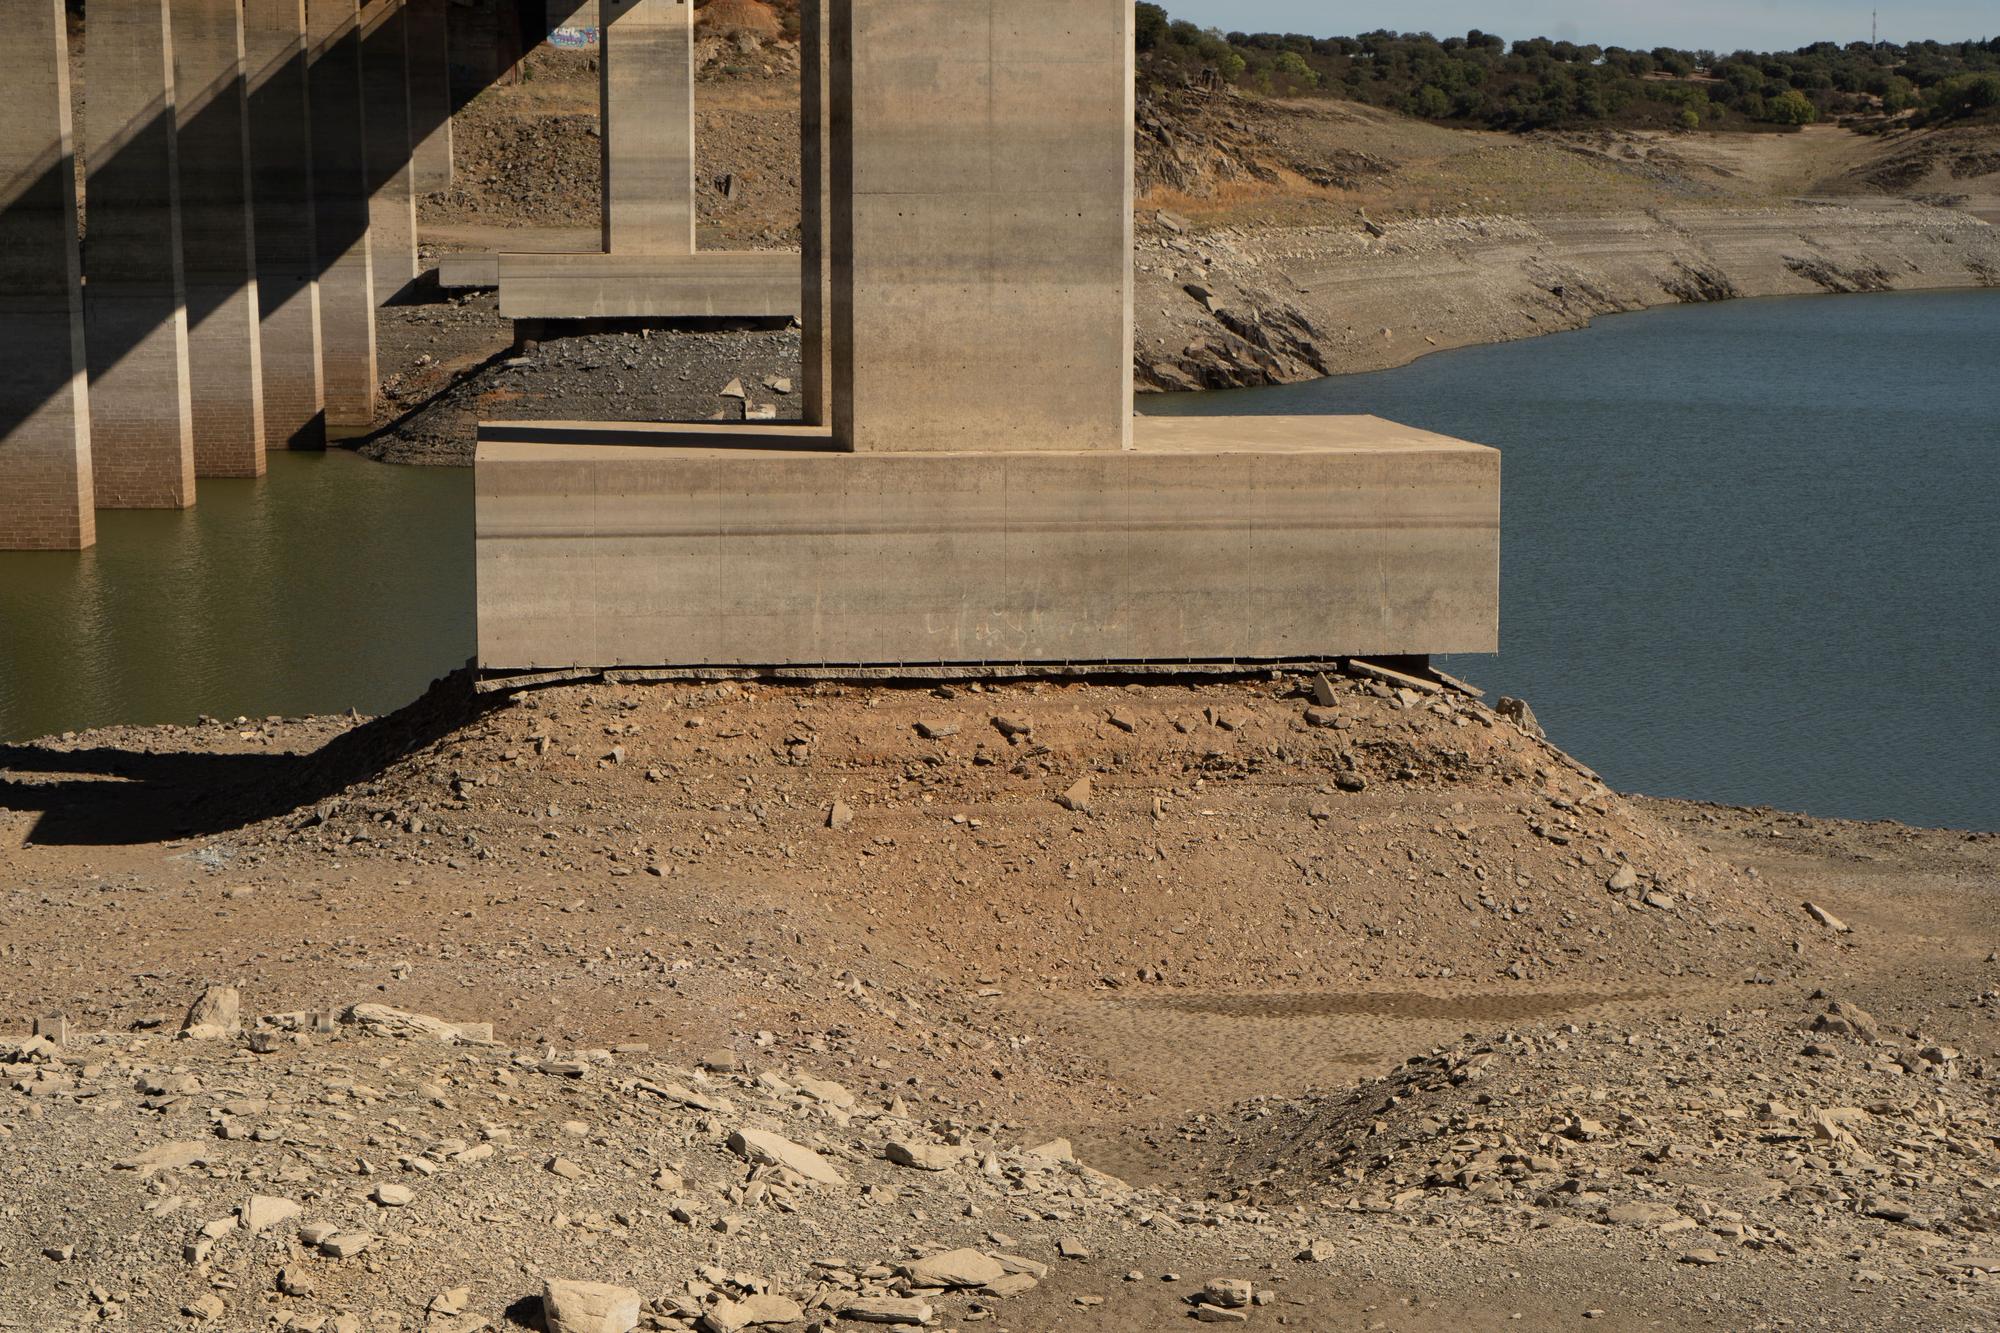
{"left": 1272, "top": 50, "right": 1319, "bottom": 87}
{"left": 1414, "top": 84, "right": 1452, "bottom": 117}
{"left": 1767, "top": 88, "right": 1818, "bottom": 124}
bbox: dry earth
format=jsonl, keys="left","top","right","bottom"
{"left": 3, "top": 667, "right": 1996, "bottom": 1330}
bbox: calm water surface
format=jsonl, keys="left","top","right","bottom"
{"left": 2, "top": 290, "right": 1994, "bottom": 829}
{"left": 0, "top": 451, "right": 472, "bottom": 739}
{"left": 1148, "top": 289, "right": 2000, "bottom": 831}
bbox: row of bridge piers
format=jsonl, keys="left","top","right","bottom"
{"left": 1, "top": 0, "right": 479, "bottom": 550}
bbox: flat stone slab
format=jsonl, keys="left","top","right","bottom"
{"left": 474, "top": 414, "right": 1498, "bottom": 670}
{"left": 494, "top": 251, "right": 801, "bottom": 319}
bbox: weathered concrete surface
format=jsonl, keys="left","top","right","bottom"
{"left": 0, "top": 0, "right": 95, "bottom": 549}
{"left": 307, "top": 0, "right": 379, "bottom": 428}
{"left": 474, "top": 416, "right": 1499, "bottom": 669}
{"left": 245, "top": 0, "right": 327, "bottom": 450}
{"left": 406, "top": 0, "right": 455, "bottom": 193}
{"left": 360, "top": 0, "right": 421, "bottom": 305}
{"left": 494, "top": 252, "right": 801, "bottom": 319}
{"left": 172, "top": 0, "right": 267, "bottom": 477}
{"left": 799, "top": 0, "right": 830, "bottom": 425}
{"left": 829, "top": 0, "right": 1135, "bottom": 453}
{"left": 85, "top": 0, "right": 198, "bottom": 509}
{"left": 600, "top": 0, "right": 695, "bottom": 255}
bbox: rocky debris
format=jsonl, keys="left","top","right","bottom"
{"left": 837, "top": 1295, "right": 934, "bottom": 1325}
{"left": 341, "top": 1001, "right": 489, "bottom": 1044}
{"left": 179, "top": 984, "right": 240, "bottom": 1039}
{"left": 1804, "top": 900, "right": 1852, "bottom": 933}
{"left": 900, "top": 1247, "right": 1007, "bottom": 1288}
{"left": 1057, "top": 774, "right": 1095, "bottom": 813}
{"left": 543, "top": 1279, "right": 642, "bottom": 1333}
{"left": 885, "top": 1139, "right": 965, "bottom": 1172}
{"left": 727, "top": 1126, "right": 847, "bottom": 1185}
{"left": 1496, "top": 696, "right": 1545, "bottom": 740}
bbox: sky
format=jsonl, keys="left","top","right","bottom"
{"left": 1158, "top": 2, "right": 1996, "bottom": 52}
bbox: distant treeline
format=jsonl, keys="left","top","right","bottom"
{"left": 1137, "top": 5, "right": 2000, "bottom": 132}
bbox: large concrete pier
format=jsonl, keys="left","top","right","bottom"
{"left": 406, "top": 0, "right": 456, "bottom": 193}
{"left": 245, "top": 0, "right": 328, "bottom": 450}
{"left": 473, "top": 0, "right": 1501, "bottom": 672}
{"left": 306, "top": 0, "right": 379, "bottom": 428}
{"left": 172, "top": 0, "right": 268, "bottom": 477}
{"left": 361, "top": 0, "right": 421, "bottom": 305}
{"left": 0, "top": 0, "right": 95, "bottom": 550}
{"left": 600, "top": 0, "right": 696, "bottom": 255}
{"left": 829, "top": 0, "right": 1135, "bottom": 454}
{"left": 84, "top": 0, "right": 197, "bottom": 510}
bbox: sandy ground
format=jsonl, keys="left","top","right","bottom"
{"left": 2, "top": 670, "right": 1994, "bottom": 1330}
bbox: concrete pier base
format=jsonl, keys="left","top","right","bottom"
{"left": 600, "top": 0, "right": 695, "bottom": 254}
{"left": 406, "top": 0, "right": 455, "bottom": 193}
{"left": 0, "top": 0, "right": 95, "bottom": 550}
{"left": 246, "top": 0, "right": 327, "bottom": 450}
{"left": 172, "top": 0, "right": 267, "bottom": 477}
{"left": 473, "top": 416, "right": 1500, "bottom": 669}
{"left": 494, "top": 252, "right": 800, "bottom": 319}
{"left": 361, "top": 0, "right": 421, "bottom": 304}
{"left": 85, "top": 0, "right": 198, "bottom": 510}
{"left": 307, "top": 0, "right": 379, "bottom": 428}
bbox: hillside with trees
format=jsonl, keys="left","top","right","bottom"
{"left": 1136, "top": 4, "right": 2000, "bottom": 133}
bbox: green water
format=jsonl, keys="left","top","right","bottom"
{"left": 0, "top": 451, "right": 473, "bottom": 738}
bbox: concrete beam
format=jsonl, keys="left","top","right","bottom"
{"left": 0, "top": 0, "right": 95, "bottom": 550}
{"left": 799, "top": 0, "right": 830, "bottom": 426}
{"left": 406, "top": 0, "right": 455, "bottom": 193}
{"left": 245, "top": 0, "right": 327, "bottom": 450}
{"left": 474, "top": 416, "right": 1501, "bottom": 669}
{"left": 307, "top": 0, "right": 379, "bottom": 428}
{"left": 600, "top": 0, "right": 695, "bottom": 255}
{"left": 494, "top": 252, "right": 801, "bottom": 319}
{"left": 172, "top": 0, "right": 267, "bottom": 477}
{"left": 829, "top": 0, "right": 1135, "bottom": 454}
{"left": 85, "top": 0, "right": 198, "bottom": 509}
{"left": 360, "top": 0, "right": 420, "bottom": 304}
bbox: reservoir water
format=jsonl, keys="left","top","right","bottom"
{"left": 1, "top": 288, "right": 1995, "bottom": 829}
{"left": 1150, "top": 288, "right": 2000, "bottom": 831}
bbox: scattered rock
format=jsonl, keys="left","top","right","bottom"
{"left": 727, "top": 1127, "right": 848, "bottom": 1186}
{"left": 180, "top": 985, "right": 240, "bottom": 1039}
{"left": 543, "top": 1278, "right": 642, "bottom": 1333}
{"left": 900, "top": 1248, "right": 1007, "bottom": 1288}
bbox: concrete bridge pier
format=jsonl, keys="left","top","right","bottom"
{"left": 172, "top": 0, "right": 268, "bottom": 477}
{"left": 361, "top": 0, "right": 421, "bottom": 304}
{"left": 84, "top": 0, "right": 197, "bottom": 510}
{"left": 245, "top": 0, "right": 328, "bottom": 450}
{"left": 800, "top": 0, "right": 830, "bottom": 426}
{"left": 600, "top": 0, "right": 695, "bottom": 255}
{"left": 407, "top": 0, "right": 456, "bottom": 193}
{"left": 307, "top": 0, "right": 379, "bottom": 429}
{"left": 0, "top": 0, "right": 95, "bottom": 550}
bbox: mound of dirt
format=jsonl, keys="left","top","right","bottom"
{"left": 221, "top": 669, "right": 1797, "bottom": 997}
{"left": 698, "top": 0, "right": 784, "bottom": 39}
{"left": 1167, "top": 995, "right": 1998, "bottom": 1295}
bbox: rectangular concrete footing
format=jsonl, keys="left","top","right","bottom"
{"left": 474, "top": 416, "right": 1500, "bottom": 669}
{"left": 494, "top": 252, "right": 802, "bottom": 319}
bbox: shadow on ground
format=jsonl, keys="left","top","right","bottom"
{"left": 0, "top": 672, "right": 493, "bottom": 845}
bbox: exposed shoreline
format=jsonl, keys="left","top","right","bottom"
{"left": 1136, "top": 198, "right": 2000, "bottom": 389}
